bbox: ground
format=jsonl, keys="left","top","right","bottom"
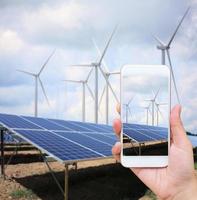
{"left": 0, "top": 149, "right": 153, "bottom": 200}
{"left": 0, "top": 146, "right": 196, "bottom": 200}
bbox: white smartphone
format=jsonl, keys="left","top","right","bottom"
{"left": 120, "top": 65, "right": 170, "bottom": 168}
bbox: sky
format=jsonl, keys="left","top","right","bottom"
{"left": 122, "top": 65, "right": 169, "bottom": 126}
{"left": 0, "top": 0, "right": 196, "bottom": 133}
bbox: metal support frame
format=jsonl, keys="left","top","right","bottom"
{"left": 0, "top": 129, "right": 5, "bottom": 179}
{"left": 139, "top": 143, "right": 142, "bottom": 155}
{"left": 64, "top": 164, "right": 69, "bottom": 200}
{"left": 4, "top": 139, "right": 19, "bottom": 170}
{"left": 40, "top": 152, "right": 72, "bottom": 200}
{"left": 72, "top": 162, "right": 77, "bottom": 170}
{"left": 40, "top": 153, "right": 65, "bottom": 198}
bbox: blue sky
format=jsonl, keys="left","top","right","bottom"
{"left": 0, "top": 0, "right": 196, "bottom": 133}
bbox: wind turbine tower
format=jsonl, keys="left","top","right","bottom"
{"left": 153, "top": 7, "right": 190, "bottom": 104}
{"left": 63, "top": 69, "right": 94, "bottom": 122}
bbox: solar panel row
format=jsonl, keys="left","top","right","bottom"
{"left": 0, "top": 113, "right": 196, "bottom": 163}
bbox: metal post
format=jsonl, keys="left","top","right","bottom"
{"left": 106, "top": 79, "right": 109, "bottom": 125}
{"left": 95, "top": 66, "right": 98, "bottom": 123}
{"left": 1, "top": 130, "right": 5, "bottom": 179}
{"left": 64, "top": 165, "right": 69, "bottom": 200}
{"left": 162, "top": 50, "right": 165, "bottom": 65}
{"left": 35, "top": 76, "right": 38, "bottom": 117}
{"left": 82, "top": 82, "right": 85, "bottom": 122}
{"left": 139, "top": 143, "right": 141, "bottom": 155}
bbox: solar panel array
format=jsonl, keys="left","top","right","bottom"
{"left": 123, "top": 123, "right": 168, "bottom": 143}
{"left": 0, "top": 113, "right": 195, "bottom": 163}
{"left": 0, "top": 113, "right": 116, "bottom": 162}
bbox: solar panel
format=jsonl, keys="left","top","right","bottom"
{"left": 123, "top": 123, "right": 168, "bottom": 143}
{"left": 0, "top": 113, "right": 115, "bottom": 163}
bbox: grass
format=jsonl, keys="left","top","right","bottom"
{"left": 144, "top": 189, "right": 157, "bottom": 200}
{"left": 195, "top": 162, "right": 197, "bottom": 170}
{"left": 10, "top": 188, "right": 36, "bottom": 199}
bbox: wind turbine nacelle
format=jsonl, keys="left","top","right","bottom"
{"left": 91, "top": 62, "right": 98, "bottom": 66}
{"left": 157, "top": 45, "right": 166, "bottom": 50}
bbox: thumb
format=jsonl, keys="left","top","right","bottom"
{"left": 170, "top": 105, "right": 191, "bottom": 148}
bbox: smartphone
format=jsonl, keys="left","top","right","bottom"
{"left": 120, "top": 65, "right": 170, "bottom": 167}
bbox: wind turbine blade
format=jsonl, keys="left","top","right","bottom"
{"left": 98, "top": 25, "right": 118, "bottom": 65}
{"left": 63, "top": 80, "right": 82, "bottom": 83}
{"left": 17, "top": 69, "right": 35, "bottom": 76}
{"left": 128, "top": 107, "right": 132, "bottom": 117}
{"left": 152, "top": 34, "right": 165, "bottom": 46}
{"left": 154, "top": 87, "right": 160, "bottom": 100}
{"left": 98, "top": 66, "right": 119, "bottom": 103}
{"left": 166, "top": 50, "right": 181, "bottom": 104}
{"left": 128, "top": 95, "right": 135, "bottom": 106}
{"left": 167, "top": 7, "right": 190, "bottom": 47}
{"left": 98, "top": 85, "right": 106, "bottom": 109}
{"left": 86, "top": 83, "right": 95, "bottom": 100}
{"left": 38, "top": 77, "right": 50, "bottom": 106}
{"left": 38, "top": 49, "right": 56, "bottom": 76}
{"left": 92, "top": 37, "right": 109, "bottom": 73}
{"left": 159, "top": 103, "right": 168, "bottom": 105}
{"left": 69, "top": 64, "right": 92, "bottom": 67}
{"left": 86, "top": 68, "right": 94, "bottom": 81}
{"left": 158, "top": 107, "right": 164, "bottom": 120}
{"left": 109, "top": 71, "right": 120, "bottom": 75}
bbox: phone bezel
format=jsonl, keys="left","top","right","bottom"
{"left": 120, "top": 64, "right": 170, "bottom": 168}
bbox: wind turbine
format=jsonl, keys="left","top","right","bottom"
{"left": 124, "top": 96, "right": 135, "bottom": 123}
{"left": 153, "top": 7, "right": 190, "bottom": 104}
{"left": 145, "top": 88, "right": 160, "bottom": 126}
{"left": 155, "top": 102, "right": 167, "bottom": 126}
{"left": 63, "top": 69, "right": 94, "bottom": 122}
{"left": 70, "top": 26, "right": 119, "bottom": 123}
{"left": 142, "top": 103, "right": 151, "bottom": 125}
{"left": 92, "top": 38, "right": 120, "bottom": 124}
{"left": 17, "top": 50, "right": 56, "bottom": 117}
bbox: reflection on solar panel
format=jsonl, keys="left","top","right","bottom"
{"left": 123, "top": 123, "right": 168, "bottom": 143}
{"left": 188, "top": 135, "right": 197, "bottom": 147}
{"left": 0, "top": 113, "right": 116, "bottom": 163}
{"left": 4, "top": 132, "right": 26, "bottom": 143}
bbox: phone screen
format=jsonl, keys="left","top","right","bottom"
{"left": 121, "top": 65, "right": 169, "bottom": 156}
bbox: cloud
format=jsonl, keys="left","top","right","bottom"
{"left": 0, "top": 0, "right": 196, "bottom": 134}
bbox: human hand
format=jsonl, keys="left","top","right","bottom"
{"left": 112, "top": 105, "right": 197, "bottom": 200}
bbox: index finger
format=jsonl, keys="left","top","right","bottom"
{"left": 113, "top": 118, "right": 121, "bottom": 138}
